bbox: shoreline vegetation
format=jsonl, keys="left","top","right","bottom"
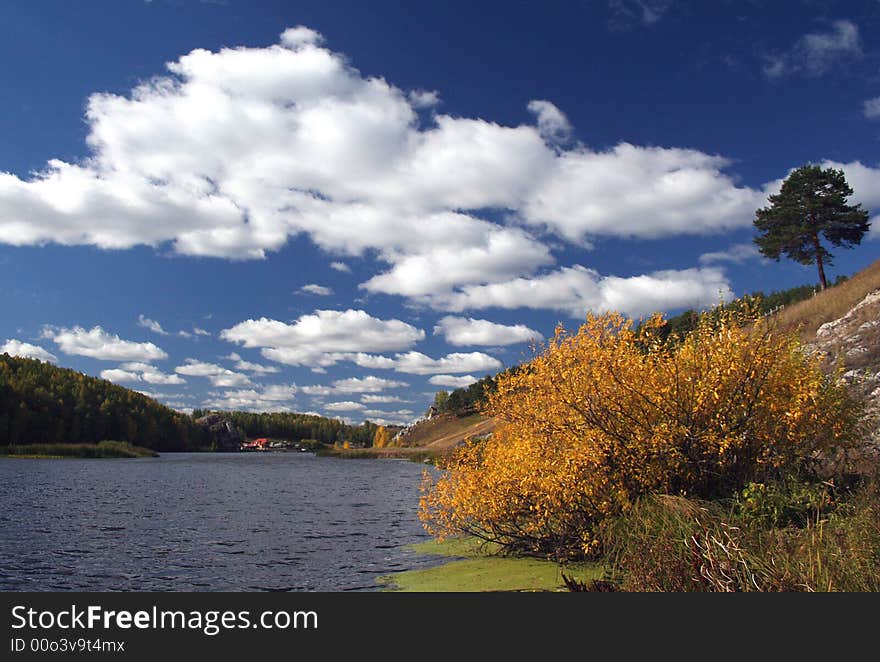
{"left": 0, "top": 441, "right": 158, "bottom": 459}
{"left": 316, "top": 446, "right": 442, "bottom": 463}
{"left": 379, "top": 537, "right": 604, "bottom": 592}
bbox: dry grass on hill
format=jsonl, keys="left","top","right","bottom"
{"left": 773, "top": 259, "right": 880, "bottom": 341}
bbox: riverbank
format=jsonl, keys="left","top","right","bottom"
{"left": 0, "top": 441, "right": 158, "bottom": 458}
{"left": 316, "top": 446, "right": 444, "bottom": 463}
{"left": 380, "top": 537, "right": 604, "bottom": 592}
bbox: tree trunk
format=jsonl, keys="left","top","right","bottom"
{"left": 812, "top": 231, "right": 827, "bottom": 290}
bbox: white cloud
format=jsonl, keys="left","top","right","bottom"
{"left": 361, "top": 394, "right": 407, "bottom": 404}
{"left": 436, "top": 265, "right": 733, "bottom": 318}
{"left": 220, "top": 309, "right": 424, "bottom": 368}
{"left": 428, "top": 374, "right": 478, "bottom": 388}
{"left": 434, "top": 316, "right": 543, "bottom": 346}
{"left": 698, "top": 243, "right": 762, "bottom": 265}
{"left": 527, "top": 100, "right": 572, "bottom": 145}
{"left": 0, "top": 27, "right": 770, "bottom": 308}
{"left": 359, "top": 216, "right": 552, "bottom": 298}
{"left": 408, "top": 89, "right": 440, "bottom": 109}
{"left": 302, "top": 375, "right": 407, "bottom": 396}
{"left": 765, "top": 20, "right": 862, "bottom": 78}
{"left": 330, "top": 261, "right": 351, "bottom": 272}
{"left": 325, "top": 375, "right": 408, "bottom": 393}
{"left": 299, "top": 283, "right": 334, "bottom": 296}
{"left": 42, "top": 325, "right": 168, "bottom": 361}
{"left": 101, "top": 368, "right": 142, "bottom": 383}
{"left": 119, "top": 361, "right": 186, "bottom": 384}
{"left": 202, "top": 383, "right": 298, "bottom": 413}
{"left": 865, "top": 97, "right": 880, "bottom": 120}
{"left": 224, "top": 352, "right": 280, "bottom": 374}
{"left": 390, "top": 351, "right": 501, "bottom": 375}
{"left": 362, "top": 408, "right": 413, "bottom": 418}
{"left": 800, "top": 20, "right": 861, "bottom": 74}
{"left": 174, "top": 359, "right": 252, "bottom": 387}
{"left": 193, "top": 327, "right": 211, "bottom": 336}
{"left": 520, "top": 144, "right": 766, "bottom": 244}
{"left": 1, "top": 339, "right": 57, "bottom": 363}
{"left": 324, "top": 401, "right": 365, "bottom": 411}
{"left": 137, "top": 314, "right": 169, "bottom": 335}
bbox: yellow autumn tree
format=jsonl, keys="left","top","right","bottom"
{"left": 373, "top": 426, "right": 390, "bottom": 448}
{"left": 419, "top": 310, "right": 862, "bottom": 560}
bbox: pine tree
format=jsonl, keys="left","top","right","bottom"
{"left": 754, "top": 165, "right": 870, "bottom": 289}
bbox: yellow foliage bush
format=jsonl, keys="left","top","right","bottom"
{"left": 373, "top": 425, "right": 390, "bottom": 449}
{"left": 419, "top": 310, "right": 862, "bottom": 559}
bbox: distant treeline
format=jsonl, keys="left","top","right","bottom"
{"left": 0, "top": 354, "right": 211, "bottom": 451}
{"left": 193, "top": 409, "right": 380, "bottom": 447}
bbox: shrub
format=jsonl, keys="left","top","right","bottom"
{"left": 605, "top": 485, "right": 880, "bottom": 592}
{"left": 419, "top": 310, "right": 863, "bottom": 559}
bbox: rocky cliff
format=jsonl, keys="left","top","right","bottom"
{"left": 808, "top": 288, "right": 880, "bottom": 448}
{"left": 195, "top": 413, "right": 243, "bottom": 451}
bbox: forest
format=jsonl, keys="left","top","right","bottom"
{"left": 194, "top": 409, "right": 380, "bottom": 448}
{"left": 0, "top": 354, "right": 210, "bottom": 451}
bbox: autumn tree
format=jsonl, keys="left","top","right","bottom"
{"left": 754, "top": 165, "right": 870, "bottom": 290}
{"left": 373, "top": 425, "right": 390, "bottom": 448}
{"left": 419, "top": 310, "right": 862, "bottom": 560}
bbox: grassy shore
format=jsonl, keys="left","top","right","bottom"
{"left": 316, "top": 446, "right": 443, "bottom": 463}
{"left": 0, "top": 441, "right": 158, "bottom": 459}
{"left": 379, "top": 537, "right": 604, "bottom": 592}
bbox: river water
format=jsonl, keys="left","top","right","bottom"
{"left": 0, "top": 452, "right": 441, "bottom": 591}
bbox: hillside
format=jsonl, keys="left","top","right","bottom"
{"left": 402, "top": 260, "right": 880, "bottom": 455}
{"left": 393, "top": 413, "right": 496, "bottom": 450}
{"left": 0, "top": 354, "right": 211, "bottom": 452}
{"left": 773, "top": 258, "right": 880, "bottom": 341}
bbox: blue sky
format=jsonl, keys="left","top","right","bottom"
{"left": 2, "top": 0, "right": 879, "bottom": 425}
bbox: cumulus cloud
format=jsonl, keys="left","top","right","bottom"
{"left": 42, "top": 325, "right": 168, "bottom": 361}
{"left": 765, "top": 20, "right": 862, "bottom": 78}
{"left": 428, "top": 374, "right": 478, "bottom": 388}
{"left": 118, "top": 361, "right": 186, "bottom": 384}
{"left": 301, "top": 375, "right": 407, "bottom": 396}
{"left": 699, "top": 243, "right": 762, "bottom": 265}
{"left": 436, "top": 265, "right": 733, "bottom": 318}
{"left": 408, "top": 89, "right": 440, "bottom": 109}
{"left": 137, "top": 314, "right": 169, "bottom": 335}
{"left": 174, "top": 359, "right": 252, "bottom": 387}
{"left": 299, "top": 283, "right": 334, "bottom": 296}
{"left": 389, "top": 351, "right": 501, "bottom": 375}
{"left": 324, "top": 401, "right": 365, "bottom": 411}
{"left": 362, "top": 408, "right": 413, "bottom": 418}
{"left": 865, "top": 98, "right": 880, "bottom": 120}
{"left": 361, "top": 394, "right": 407, "bottom": 404}
{"left": 220, "top": 309, "right": 424, "bottom": 368}
{"left": 1, "top": 339, "right": 57, "bottom": 363}
{"left": 520, "top": 144, "right": 766, "bottom": 244}
{"left": 527, "top": 100, "right": 573, "bottom": 145}
{"left": 330, "top": 261, "right": 351, "bottom": 272}
{"left": 434, "top": 316, "right": 543, "bottom": 346}
{"left": 202, "top": 383, "right": 298, "bottom": 413}
{"left": 101, "top": 368, "right": 141, "bottom": 383}
{"left": 224, "top": 352, "right": 280, "bottom": 374}
{"left": 0, "top": 27, "right": 773, "bottom": 307}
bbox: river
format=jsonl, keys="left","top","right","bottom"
{"left": 0, "top": 452, "right": 440, "bottom": 591}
